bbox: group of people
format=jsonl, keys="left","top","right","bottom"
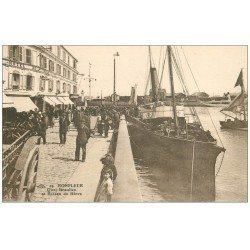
{"left": 4, "top": 105, "right": 125, "bottom": 202}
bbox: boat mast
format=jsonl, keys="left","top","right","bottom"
{"left": 167, "top": 46, "right": 179, "bottom": 134}
{"left": 241, "top": 69, "right": 247, "bottom": 121}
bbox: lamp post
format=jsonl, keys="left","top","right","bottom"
{"left": 84, "top": 63, "right": 96, "bottom": 100}
{"left": 113, "top": 52, "right": 119, "bottom": 105}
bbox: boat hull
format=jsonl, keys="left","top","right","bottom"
{"left": 220, "top": 120, "right": 248, "bottom": 130}
{"left": 127, "top": 116, "right": 223, "bottom": 201}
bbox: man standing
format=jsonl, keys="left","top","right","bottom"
{"left": 37, "top": 114, "right": 47, "bottom": 144}
{"left": 59, "top": 113, "right": 70, "bottom": 144}
{"left": 75, "top": 122, "right": 90, "bottom": 162}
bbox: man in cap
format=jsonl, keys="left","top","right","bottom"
{"left": 59, "top": 112, "right": 70, "bottom": 144}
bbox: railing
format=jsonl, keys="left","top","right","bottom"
{"left": 2, "top": 130, "right": 32, "bottom": 183}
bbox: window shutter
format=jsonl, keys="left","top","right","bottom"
{"left": 32, "top": 76, "right": 35, "bottom": 90}
{"left": 20, "top": 75, "right": 23, "bottom": 89}
{"left": 40, "top": 55, "right": 42, "bottom": 67}
{"left": 23, "top": 75, "right": 26, "bottom": 90}
{"left": 9, "top": 46, "right": 13, "bottom": 59}
{"left": 40, "top": 78, "right": 42, "bottom": 91}
{"left": 25, "top": 49, "right": 27, "bottom": 63}
{"left": 19, "top": 47, "right": 23, "bottom": 61}
{"left": 9, "top": 73, "right": 12, "bottom": 88}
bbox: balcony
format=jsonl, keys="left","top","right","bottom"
{"left": 26, "top": 86, "right": 33, "bottom": 91}
{"left": 12, "top": 85, "right": 20, "bottom": 90}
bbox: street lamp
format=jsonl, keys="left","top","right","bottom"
{"left": 113, "top": 52, "right": 120, "bottom": 104}
{"left": 84, "top": 63, "right": 96, "bottom": 100}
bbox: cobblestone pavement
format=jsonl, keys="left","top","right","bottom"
{"left": 33, "top": 122, "right": 112, "bottom": 202}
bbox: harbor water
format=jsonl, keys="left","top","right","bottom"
{"left": 132, "top": 107, "right": 248, "bottom": 202}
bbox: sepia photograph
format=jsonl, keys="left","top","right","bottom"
{"left": 2, "top": 45, "right": 247, "bottom": 203}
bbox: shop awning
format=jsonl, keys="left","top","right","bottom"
{"left": 49, "top": 96, "right": 63, "bottom": 105}
{"left": 63, "top": 96, "right": 74, "bottom": 105}
{"left": 57, "top": 96, "right": 68, "bottom": 105}
{"left": 44, "top": 96, "right": 56, "bottom": 106}
{"left": 3, "top": 93, "right": 15, "bottom": 108}
{"left": 8, "top": 96, "right": 38, "bottom": 112}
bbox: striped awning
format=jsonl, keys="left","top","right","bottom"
{"left": 44, "top": 96, "right": 56, "bottom": 106}
{"left": 49, "top": 96, "right": 63, "bottom": 105}
{"left": 57, "top": 96, "right": 68, "bottom": 105}
{"left": 63, "top": 96, "right": 74, "bottom": 105}
{"left": 8, "top": 96, "right": 38, "bottom": 112}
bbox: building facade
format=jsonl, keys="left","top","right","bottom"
{"left": 2, "top": 45, "right": 79, "bottom": 112}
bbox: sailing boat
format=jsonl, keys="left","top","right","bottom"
{"left": 220, "top": 70, "right": 248, "bottom": 130}
{"left": 127, "top": 46, "right": 225, "bottom": 201}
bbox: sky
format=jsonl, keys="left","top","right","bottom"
{"left": 66, "top": 46, "right": 247, "bottom": 98}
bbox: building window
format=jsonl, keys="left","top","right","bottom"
{"left": 73, "top": 59, "right": 77, "bottom": 69}
{"left": 9, "top": 46, "right": 23, "bottom": 61}
{"left": 63, "top": 82, "right": 66, "bottom": 93}
{"left": 63, "top": 51, "right": 66, "bottom": 62}
{"left": 56, "top": 64, "right": 61, "bottom": 75}
{"left": 49, "top": 60, "right": 54, "bottom": 71}
{"left": 63, "top": 68, "right": 66, "bottom": 77}
{"left": 39, "top": 55, "right": 43, "bottom": 68}
{"left": 26, "top": 74, "right": 33, "bottom": 90}
{"left": 56, "top": 80, "right": 61, "bottom": 93}
{"left": 73, "top": 73, "right": 77, "bottom": 82}
{"left": 73, "top": 85, "right": 77, "bottom": 94}
{"left": 12, "top": 73, "right": 20, "bottom": 90}
{"left": 68, "top": 55, "right": 70, "bottom": 65}
{"left": 44, "top": 57, "right": 47, "bottom": 69}
{"left": 57, "top": 46, "right": 61, "bottom": 58}
{"left": 25, "top": 49, "right": 32, "bottom": 64}
{"left": 40, "top": 55, "right": 47, "bottom": 69}
{"left": 48, "top": 79, "right": 53, "bottom": 92}
{"left": 40, "top": 76, "right": 46, "bottom": 91}
{"left": 67, "top": 84, "right": 71, "bottom": 94}
{"left": 68, "top": 70, "right": 71, "bottom": 79}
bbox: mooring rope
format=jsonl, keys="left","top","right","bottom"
{"left": 129, "top": 135, "right": 144, "bottom": 155}
{"left": 215, "top": 151, "right": 226, "bottom": 177}
{"left": 190, "top": 140, "right": 196, "bottom": 201}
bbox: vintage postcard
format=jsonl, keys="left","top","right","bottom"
{"left": 2, "top": 45, "right": 248, "bottom": 202}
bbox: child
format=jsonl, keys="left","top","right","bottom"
{"left": 100, "top": 153, "right": 117, "bottom": 183}
{"left": 96, "top": 169, "right": 113, "bottom": 202}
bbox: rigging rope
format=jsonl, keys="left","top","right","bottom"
{"left": 174, "top": 46, "right": 186, "bottom": 85}
{"left": 159, "top": 47, "right": 168, "bottom": 89}
{"left": 157, "top": 46, "right": 163, "bottom": 76}
{"left": 171, "top": 49, "right": 203, "bottom": 127}
{"left": 181, "top": 46, "right": 201, "bottom": 92}
{"left": 144, "top": 55, "right": 150, "bottom": 96}
{"left": 181, "top": 47, "right": 225, "bottom": 149}
{"left": 144, "top": 71, "right": 150, "bottom": 96}
{"left": 207, "top": 109, "right": 225, "bottom": 148}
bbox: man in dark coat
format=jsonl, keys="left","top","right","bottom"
{"left": 59, "top": 113, "right": 70, "bottom": 144}
{"left": 75, "top": 122, "right": 90, "bottom": 162}
{"left": 37, "top": 115, "right": 47, "bottom": 144}
{"left": 80, "top": 110, "right": 90, "bottom": 129}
